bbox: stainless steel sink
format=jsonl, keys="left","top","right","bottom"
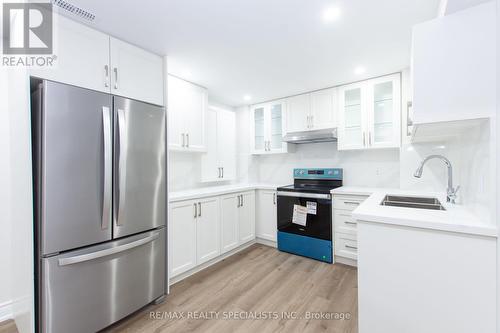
{"left": 381, "top": 195, "right": 446, "bottom": 211}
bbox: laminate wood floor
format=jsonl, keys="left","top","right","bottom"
{"left": 0, "top": 320, "right": 17, "bottom": 333}
{"left": 104, "top": 244, "right": 358, "bottom": 333}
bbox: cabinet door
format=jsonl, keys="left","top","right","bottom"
{"left": 109, "top": 37, "right": 164, "bottom": 105}
{"left": 250, "top": 105, "right": 267, "bottom": 153}
{"left": 286, "top": 94, "right": 311, "bottom": 133}
{"left": 256, "top": 191, "right": 277, "bottom": 242}
{"left": 366, "top": 74, "right": 401, "bottom": 148}
{"left": 196, "top": 197, "right": 220, "bottom": 264}
{"left": 169, "top": 200, "right": 197, "bottom": 277}
{"left": 167, "top": 75, "right": 187, "bottom": 150}
{"left": 239, "top": 192, "right": 256, "bottom": 244}
{"left": 311, "top": 88, "right": 337, "bottom": 130}
{"left": 220, "top": 194, "right": 240, "bottom": 253}
{"left": 338, "top": 83, "right": 367, "bottom": 150}
{"left": 268, "top": 101, "right": 287, "bottom": 152}
{"left": 183, "top": 81, "right": 208, "bottom": 152}
{"left": 30, "top": 14, "right": 110, "bottom": 93}
{"left": 200, "top": 107, "right": 219, "bottom": 181}
{"left": 217, "top": 109, "right": 236, "bottom": 180}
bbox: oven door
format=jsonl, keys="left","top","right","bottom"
{"left": 277, "top": 191, "right": 332, "bottom": 241}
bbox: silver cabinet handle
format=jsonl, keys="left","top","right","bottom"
{"left": 345, "top": 221, "right": 357, "bottom": 225}
{"left": 306, "top": 116, "right": 310, "bottom": 128}
{"left": 222, "top": 167, "right": 224, "bottom": 178}
{"left": 101, "top": 107, "right": 112, "bottom": 230}
{"left": 345, "top": 244, "right": 358, "bottom": 250}
{"left": 218, "top": 167, "right": 220, "bottom": 178}
{"left": 113, "top": 67, "right": 118, "bottom": 89}
{"left": 344, "top": 201, "right": 360, "bottom": 205}
{"left": 194, "top": 203, "right": 197, "bottom": 218}
{"left": 58, "top": 232, "right": 159, "bottom": 266}
{"left": 182, "top": 133, "right": 185, "bottom": 147}
{"left": 198, "top": 202, "right": 201, "bottom": 217}
{"left": 116, "top": 109, "right": 127, "bottom": 226}
{"left": 369, "top": 132, "right": 372, "bottom": 146}
{"left": 186, "top": 133, "right": 190, "bottom": 147}
{"left": 273, "top": 193, "right": 276, "bottom": 205}
{"left": 363, "top": 132, "right": 366, "bottom": 146}
{"left": 237, "top": 195, "right": 240, "bottom": 207}
{"left": 241, "top": 194, "right": 244, "bottom": 207}
{"left": 104, "top": 65, "right": 109, "bottom": 88}
{"left": 310, "top": 115, "right": 314, "bottom": 128}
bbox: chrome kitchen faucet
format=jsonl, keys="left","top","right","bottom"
{"left": 413, "top": 155, "right": 460, "bottom": 204}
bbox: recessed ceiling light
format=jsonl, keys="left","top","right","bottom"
{"left": 322, "top": 7, "right": 341, "bottom": 22}
{"left": 354, "top": 66, "right": 366, "bottom": 75}
{"left": 243, "top": 95, "right": 252, "bottom": 101}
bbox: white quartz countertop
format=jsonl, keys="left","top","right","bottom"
{"left": 169, "top": 183, "right": 283, "bottom": 202}
{"left": 331, "top": 186, "right": 398, "bottom": 196}
{"left": 347, "top": 188, "right": 497, "bottom": 237}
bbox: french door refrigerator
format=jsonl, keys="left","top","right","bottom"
{"left": 32, "top": 80, "right": 166, "bottom": 333}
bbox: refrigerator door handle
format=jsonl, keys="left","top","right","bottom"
{"left": 101, "top": 107, "right": 112, "bottom": 230}
{"left": 116, "top": 108, "right": 127, "bottom": 226}
{"left": 58, "top": 232, "right": 160, "bottom": 266}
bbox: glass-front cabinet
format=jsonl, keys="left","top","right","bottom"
{"left": 250, "top": 100, "right": 288, "bottom": 154}
{"left": 338, "top": 73, "right": 401, "bottom": 150}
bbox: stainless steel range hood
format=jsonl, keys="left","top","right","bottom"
{"left": 283, "top": 128, "right": 338, "bottom": 144}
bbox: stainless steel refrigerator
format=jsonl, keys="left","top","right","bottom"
{"left": 32, "top": 80, "right": 166, "bottom": 333}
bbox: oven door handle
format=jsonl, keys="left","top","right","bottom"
{"left": 276, "top": 191, "right": 331, "bottom": 200}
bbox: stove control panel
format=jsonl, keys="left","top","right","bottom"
{"left": 293, "top": 168, "right": 343, "bottom": 180}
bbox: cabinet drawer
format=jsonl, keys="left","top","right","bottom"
{"left": 333, "top": 196, "right": 366, "bottom": 211}
{"left": 334, "top": 210, "right": 357, "bottom": 235}
{"left": 335, "top": 233, "right": 358, "bottom": 260}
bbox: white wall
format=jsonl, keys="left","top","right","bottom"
{"left": 0, "top": 59, "right": 12, "bottom": 323}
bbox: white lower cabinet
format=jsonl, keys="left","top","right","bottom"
{"left": 256, "top": 190, "right": 277, "bottom": 242}
{"left": 196, "top": 197, "right": 220, "bottom": 264}
{"left": 332, "top": 193, "right": 368, "bottom": 264}
{"left": 220, "top": 194, "right": 240, "bottom": 253}
{"left": 220, "top": 191, "right": 256, "bottom": 254}
{"left": 169, "top": 200, "right": 197, "bottom": 277}
{"left": 170, "top": 191, "right": 256, "bottom": 279}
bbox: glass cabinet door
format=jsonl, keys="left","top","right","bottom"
{"left": 372, "top": 81, "right": 394, "bottom": 145}
{"left": 341, "top": 86, "right": 364, "bottom": 148}
{"left": 269, "top": 102, "right": 284, "bottom": 150}
{"left": 253, "top": 106, "right": 265, "bottom": 151}
{"left": 368, "top": 74, "right": 400, "bottom": 148}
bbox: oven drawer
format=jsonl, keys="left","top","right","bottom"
{"left": 335, "top": 232, "right": 358, "bottom": 260}
{"left": 333, "top": 195, "right": 367, "bottom": 211}
{"left": 334, "top": 210, "right": 357, "bottom": 235}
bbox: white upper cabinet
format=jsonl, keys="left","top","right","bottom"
{"left": 285, "top": 89, "right": 337, "bottom": 133}
{"left": 250, "top": 100, "right": 288, "bottom": 155}
{"left": 286, "top": 94, "right": 311, "bottom": 133}
{"left": 412, "top": 2, "right": 495, "bottom": 125}
{"left": 30, "top": 15, "right": 110, "bottom": 93}
{"left": 201, "top": 107, "right": 236, "bottom": 182}
{"left": 31, "top": 15, "right": 164, "bottom": 105}
{"left": 310, "top": 88, "right": 337, "bottom": 130}
{"left": 109, "top": 37, "right": 164, "bottom": 106}
{"left": 338, "top": 73, "right": 401, "bottom": 150}
{"left": 167, "top": 75, "right": 207, "bottom": 152}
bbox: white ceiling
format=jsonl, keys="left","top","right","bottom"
{"left": 66, "top": 0, "right": 440, "bottom": 106}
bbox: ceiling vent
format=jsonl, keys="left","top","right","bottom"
{"left": 52, "top": 0, "right": 96, "bottom": 21}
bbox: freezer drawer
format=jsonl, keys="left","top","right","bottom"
{"left": 40, "top": 229, "right": 165, "bottom": 333}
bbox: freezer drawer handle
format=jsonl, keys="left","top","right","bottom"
{"left": 58, "top": 232, "right": 160, "bottom": 266}
{"left": 101, "top": 107, "right": 112, "bottom": 230}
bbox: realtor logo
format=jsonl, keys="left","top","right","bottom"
{"left": 3, "top": 3, "right": 53, "bottom": 54}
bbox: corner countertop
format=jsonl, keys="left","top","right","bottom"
{"left": 169, "top": 183, "right": 283, "bottom": 202}
{"left": 341, "top": 187, "right": 497, "bottom": 237}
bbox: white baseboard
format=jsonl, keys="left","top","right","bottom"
{"left": 0, "top": 300, "right": 12, "bottom": 323}
{"left": 255, "top": 237, "right": 277, "bottom": 248}
{"left": 335, "top": 256, "right": 357, "bottom": 267}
